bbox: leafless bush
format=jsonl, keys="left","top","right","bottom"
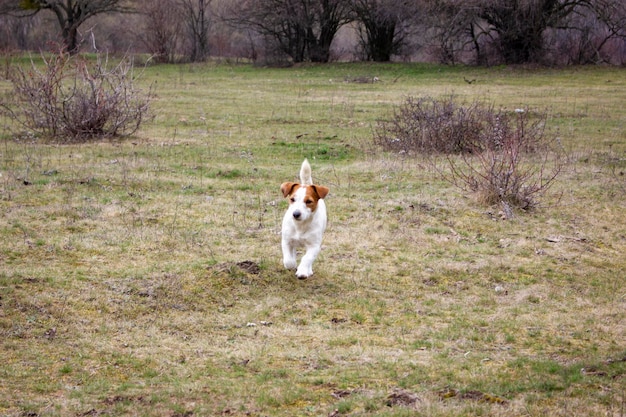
{"left": 3, "top": 49, "right": 153, "bottom": 142}
{"left": 375, "top": 96, "right": 497, "bottom": 154}
{"left": 444, "top": 112, "right": 563, "bottom": 211}
{"left": 374, "top": 96, "right": 564, "bottom": 211}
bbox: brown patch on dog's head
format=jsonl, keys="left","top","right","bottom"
{"left": 281, "top": 182, "right": 299, "bottom": 198}
{"left": 311, "top": 185, "right": 329, "bottom": 199}
{"left": 302, "top": 184, "right": 329, "bottom": 212}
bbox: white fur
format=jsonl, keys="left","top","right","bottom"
{"left": 281, "top": 160, "right": 328, "bottom": 279}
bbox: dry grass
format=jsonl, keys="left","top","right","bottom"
{"left": 0, "top": 61, "right": 625, "bottom": 416}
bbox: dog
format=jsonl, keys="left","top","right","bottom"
{"left": 280, "top": 159, "right": 329, "bottom": 279}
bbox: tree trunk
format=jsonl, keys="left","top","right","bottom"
{"left": 62, "top": 24, "right": 80, "bottom": 54}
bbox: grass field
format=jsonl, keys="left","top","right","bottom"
{"left": 1, "top": 60, "right": 625, "bottom": 416}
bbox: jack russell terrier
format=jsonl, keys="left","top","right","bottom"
{"left": 280, "top": 159, "right": 329, "bottom": 279}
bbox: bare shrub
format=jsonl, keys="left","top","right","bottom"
{"left": 3, "top": 49, "right": 153, "bottom": 142}
{"left": 374, "top": 96, "right": 564, "bottom": 211}
{"left": 443, "top": 110, "right": 563, "bottom": 211}
{"left": 374, "top": 96, "right": 495, "bottom": 154}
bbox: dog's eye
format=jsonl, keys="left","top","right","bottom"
{"left": 305, "top": 200, "right": 313, "bottom": 205}
{"left": 290, "top": 198, "right": 295, "bottom": 203}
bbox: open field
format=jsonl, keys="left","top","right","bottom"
{"left": 1, "top": 61, "right": 625, "bottom": 416}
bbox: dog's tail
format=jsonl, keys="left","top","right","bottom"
{"left": 300, "top": 159, "right": 313, "bottom": 185}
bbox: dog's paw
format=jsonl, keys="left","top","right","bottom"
{"left": 283, "top": 259, "right": 297, "bottom": 270}
{"left": 295, "top": 267, "right": 313, "bottom": 280}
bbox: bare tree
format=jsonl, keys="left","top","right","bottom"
{"left": 140, "top": 0, "right": 182, "bottom": 63}
{"left": 351, "top": 0, "right": 420, "bottom": 61}
{"left": 224, "top": 0, "right": 352, "bottom": 63}
{"left": 309, "top": 0, "right": 354, "bottom": 62}
{"left": 582, "top": 0, "right": 626, "bottom": 63}
{"left": 179, "top": 0, "right": 213, "bottom": 62}
{"left": 0, "top": 14, "right": 34, "bottom": 51}
{"left": 424, "top": 0, "right": 625, "bottom": 65}
{"left": 425, "top": 0, "right": 484, "bottom": 64}
{"left": 478, "top": 0, "right": 576, "bottom": 63}
{"left": 0, "top": 0, "right": 133, "bottom": 54}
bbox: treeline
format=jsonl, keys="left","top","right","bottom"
{"left": 1, "top": 0, "right": 625, "bottom": 66}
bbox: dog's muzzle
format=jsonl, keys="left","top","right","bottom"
{"left": 293, "top": 210, "right": 302, "bottom": 220}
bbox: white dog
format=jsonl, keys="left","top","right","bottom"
{"left": 280, "top": 159, "right": 329, "bottom": 279}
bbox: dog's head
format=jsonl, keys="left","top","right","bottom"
{"left": 281, "top": 182, "right": 329, "bottom": 221}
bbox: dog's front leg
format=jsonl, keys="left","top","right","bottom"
{"left": 295, "top": 245, "right": 320, "bottom": 279}
{"left": 282, "top": 239, "right": 297, "bottom": 270}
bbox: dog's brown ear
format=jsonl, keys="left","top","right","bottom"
{"left": 313, "top": 185, "right": 329, "bottom": 199}
{"left": 281, "top": 182, "right": 299, "bottom": 197}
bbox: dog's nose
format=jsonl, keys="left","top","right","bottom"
{"left": 293, "top": 210, "right": 301, "bottom": 219}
